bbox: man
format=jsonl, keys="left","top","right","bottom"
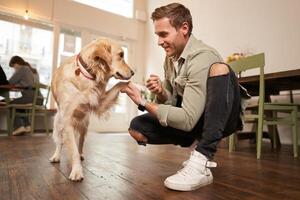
{"left": 121, "top": 3, "right": 242, "bottom": 191}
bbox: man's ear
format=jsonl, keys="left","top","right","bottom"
{"left": 181, "top": 22, "right": 189, "bottom": 36}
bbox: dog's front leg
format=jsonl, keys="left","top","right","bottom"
{"left": 94, "top": 82, "right": 128, "bottom": 115}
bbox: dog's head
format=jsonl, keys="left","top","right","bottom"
{"left": 80, "top": 38, "right": 134, "bottom": 83}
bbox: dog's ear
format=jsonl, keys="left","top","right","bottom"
{"left": 92, "top": 42, "right": 112, "bottom": 69}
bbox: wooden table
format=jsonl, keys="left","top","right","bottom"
{"left": 0, "top": 85, "right": 24, "bottom": 135}
{"left": 0, "top": 85, "right": 11, "bottom": 102}
{"left": 238, "top": 69, "right": 300, "bottom": 147}
{"left": 239, "top": 69, "right": 300, "bottom": 98}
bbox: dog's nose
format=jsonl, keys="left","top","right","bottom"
{"left": 131, "top": 70, "right": 135, "bottom": 76}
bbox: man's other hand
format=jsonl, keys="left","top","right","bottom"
{"left": 146, "top": 74, "right": 163, "bottom": 95}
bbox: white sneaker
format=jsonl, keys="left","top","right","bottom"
{"left": 12, "top": 126, "right": 26, "bottom": 136}
{"left": 164, "top": 150, "right": 217, "bottom": 191}
{"left": 24, "top": 126, "right": 31, "bottom": 133}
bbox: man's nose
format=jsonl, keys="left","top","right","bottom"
{"left": 158, "top": 37, "right": 164, "bottom": 46}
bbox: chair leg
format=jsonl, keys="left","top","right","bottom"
{"left": 10, "top": 108, "right": 16, "bottom": 135}
{"left": 6, "top": 107, "right": 11, "bottom": 135}
{"left": 256, "top": 117, "right": 264, "bottom": 159}
{"left": 30, "top": 109, "right": 36, "bottom": 134}
{"left": 228, "top": 133, "right": 235, "bottom": 152}
{"left": 291, "top": 107, "right": 298, "bottom": 158}
{"left": 267, "top": 111, "right": 280, "bottom": 149}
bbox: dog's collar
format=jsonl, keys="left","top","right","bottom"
{"left": 76, "top": 54, "right": 95, "bottom": 80}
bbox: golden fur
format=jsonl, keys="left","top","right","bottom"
{"left": 49, "top": 38, "right": 134, "bottom": 181}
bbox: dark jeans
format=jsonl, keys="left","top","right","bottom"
{"left": 129, "top": 67, "right": 241, "bottom": 159}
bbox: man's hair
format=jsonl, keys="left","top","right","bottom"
{"left": 151, "top": 3, "right": 193, "bottom": 35}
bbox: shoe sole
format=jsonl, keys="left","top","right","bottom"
{"left": 12, "top": 131, "right": 25, "bottom": 136}
{"left": 164, "top": 178, "right": 213, "bottom": 191}
{"left": 24, "top": 127, "right": 31, "bottom": 133}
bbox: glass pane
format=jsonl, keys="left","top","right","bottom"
{"left": 0, "top": 19, "right": 53, "bottom": 105}
{"left": 58, "top": 28, "right": 81, "bottom": 65}
{"left": 73, "top": 0, "right": 134, "bottom": 18}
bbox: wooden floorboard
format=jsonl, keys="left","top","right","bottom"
{"left": 0, "top": 133, "right": 299, "bottom": 200}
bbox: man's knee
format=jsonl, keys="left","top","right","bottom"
{"left": 128, "top": 129, "right": 148, "bottom": 143}
{"left": 129, "top": 115, "right": 145, "bottom": 132}
{"left": 209, "top": 63, "right": 229, "bottom": 77}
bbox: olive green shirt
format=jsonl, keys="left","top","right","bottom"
{"left": 156, "top": 35, "right": 223, "bottom": 131}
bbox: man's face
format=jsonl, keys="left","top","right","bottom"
{"left": 154, "top": 17, "right": 188, "bottom": 59}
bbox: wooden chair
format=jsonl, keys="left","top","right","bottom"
{"left": 9, "top": 82, "right": 51, "bottom": 135}
{"left": 228, "top": 53, "right": 298, "bottom": 159}
{"left": 0, "top": 87, "right": 13, "bottom": 135}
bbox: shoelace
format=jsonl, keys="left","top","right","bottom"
{"left": 177, "top": 162, "right": 203, "bottom": 177}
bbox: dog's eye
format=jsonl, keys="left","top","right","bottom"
{"left": 119, "top": 52, "right": 124, "bottom": 59}
{"left": 94, "top": 56, "right": 100, "bottom": 61}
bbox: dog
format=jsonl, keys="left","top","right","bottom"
{"left": 49, "top": 38, "right": 134, "bottom": 181}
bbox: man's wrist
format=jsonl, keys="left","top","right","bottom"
{"left": 138, "top": 98, "right": 147, "bottom": 111}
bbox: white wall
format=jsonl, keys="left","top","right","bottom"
{"left": 144, "top": 0, "right": 300, "bottom": 145}
{"left": 145, "top": 0, "right": 300, "bottom": 77}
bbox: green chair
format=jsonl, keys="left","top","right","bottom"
{"left": 228, "top": 53, "right": 298, "bottom": 159}
{"left": 0, "top": 87, "right": 13, "bottom": 135}
{"left": 9, "top": 82, "right": 51, "bottom": 135}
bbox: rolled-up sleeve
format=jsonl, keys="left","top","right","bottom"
{"left": 156, "top": 52, "right": 221, "bottom": 131}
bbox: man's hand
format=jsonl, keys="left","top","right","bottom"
{"left": 121, "top": 81, "right": 159, "bottom": 116}
{"left": 146, "top": 74, "right": 168, "bottom": 103}
{"left": 120, "top": 81, "right": 142, "bottom": 106}
{"left": 146, "top": 74, "right": 163, "bottom": 95}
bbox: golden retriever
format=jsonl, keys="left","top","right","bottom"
{"left": 49, "top": 38, "right": 134, "bottom": 181}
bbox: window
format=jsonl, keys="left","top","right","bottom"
{"left": 73, "top": 0, "right": 134, "bottom": 18}
{"left": 0, "top": 16, "right": 53, "bottom": 105}
{"left": 58, "top": 28, "right": 81, "bottom": 65}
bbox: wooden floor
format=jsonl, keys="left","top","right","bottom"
{"left": 0, "top": 133, "right": 299, "bottom": 200}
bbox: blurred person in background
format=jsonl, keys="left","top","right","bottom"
{"left": 8, "top": 55, "right": 42, "bottom": 136}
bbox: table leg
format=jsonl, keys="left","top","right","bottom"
{"left": 6, "top": 107, "right": 11, "bottom": 135}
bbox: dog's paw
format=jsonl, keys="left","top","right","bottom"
{"left": 49, "top": 155, "right": 60, "bottom": 163}
{"left": 69, "top": 166, "right": 84, "bottom": 181}
{"left": 115, "top": 81, "right": 129, "bottom": 90}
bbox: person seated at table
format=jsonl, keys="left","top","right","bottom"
{"left": 0, "top": 64, "right": 9, "bottom": 85}
{"left": 8, "top": 55, "right": 42, "bottom": 136}
{"left": 26, "top": 62, "right": 40, "bottom": 83}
